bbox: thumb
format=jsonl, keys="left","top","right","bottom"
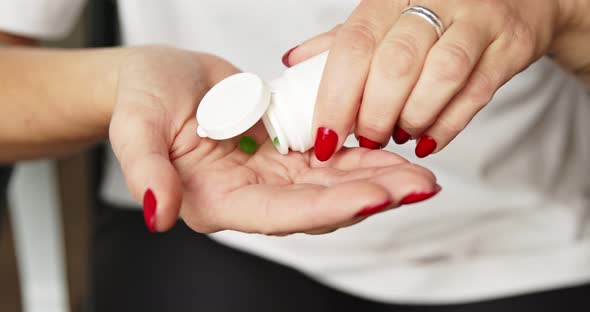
{"left": 110, "top": 108, "right": 182, "bottom": 233}
{"left": 284, "top": 24, "right": 341, "bottom": 67}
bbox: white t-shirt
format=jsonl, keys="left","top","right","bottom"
{"left": 2, "top": 0, "right": 590, "bottom": 304}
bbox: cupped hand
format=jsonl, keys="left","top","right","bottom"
{"left": 109, "top": 46, "right": 439, "bottom": 235}
{"left": 284, "top": 0, "right": 580, "bottom": 160}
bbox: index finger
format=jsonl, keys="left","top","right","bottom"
{"left": 312, "top": 0, "right": 405, "bottom": 162}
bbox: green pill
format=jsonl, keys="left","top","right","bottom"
{"left": 273, "top": 137, "right": 280, "bottom": 146}
{"left": 238, "top": 136, "right": 258, "bottom": 155}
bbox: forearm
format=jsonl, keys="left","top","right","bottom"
{"left": 552, "top": 0, "right": 590, "bottom": 86}
{"left": 0, "top": 47, "right": 128, "bottom": 162}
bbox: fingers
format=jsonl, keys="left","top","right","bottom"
{"left": 300, "top": 162, "right": 436, "bottom": 195}
{"left": 202, "top": 181, "right": 393, "bottom": 235}
{"left": 110, "top": 100, "right": 182, "bottom": 233}
{"left": 130, "top": 153, "right": 183, "bottom": 233}
{"left": 303, "top": 148, "right": 437, "bottom": 198}
{"left": 312, "top": 147, "right": 408, "bottom": 170}
{"left": 355, "top": 12, "right": 440, "bottom": 147}
{"left": 218, "top": 160, "right": 436, "bottom": 235}
{"left": 397, "top": 22, "right": 493, "bottom": 148}
{"left": 199, "top": 52, "right": 243, "bottom": 86}
{"left": 179, "top": 148, "right": 438, "bottom": 236}
{"left": 312, "top": 0, "right": 404, "bottom": 162}
{"left": 283, "top": 2, "right": 537, "bottom": 158}
{"left": 285, "top": 25, "right": 340, "bottom": 67}
{"left": 422, "top": 37, "right": 524, "bottom": 153}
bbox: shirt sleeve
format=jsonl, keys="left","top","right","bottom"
{"left": 0, "top": 0, "right": 87, "bottom": 40}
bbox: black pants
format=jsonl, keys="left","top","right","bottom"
{"left": 0, "top": 166, "right": 12, "bottom": 232}
{"left": 91, "top": 203, "right": 589, "bottom": 312}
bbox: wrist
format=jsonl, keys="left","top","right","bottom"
{"left": 86, "top": 47, "right": 133, "bottom": 138}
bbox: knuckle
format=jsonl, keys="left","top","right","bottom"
{"left": 406, "top": 162, "right": 436, "bottom": 180}
{"left": 321, "top": 90, "right": 346, "bottom": 108}
{"left": 480, "top": 0, "right": 510, "bottom": 16}
{"left": 437, "top": 116, "right": 468, "bottom": 135}
{"left": 340, "top": 21, "right": 379, "bottom": 56}
{"left": 400, "top": 114, "right": 434, "bottom": 133}
{"left": 377, "top": 32, "right": 421, "bottom": 78}
{"left": 509, "top": 23, "right": 537, "bottom": 60}
{"left": 429, "top": 43, "right": 473, "bottom": 83}
{"left": 359, "top": 114, "right": 394, "bottom": 137}
{"left": 465, "top": 71, "right": 497, "bottom": 109}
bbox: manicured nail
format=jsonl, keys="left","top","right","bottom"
{"left": 281, "top": 45, "right": 298, "bottom": 67}
{"left": 415, "top": 135, "right": 437, "bottom": 158}
{"left": 143, "top": 189, "right": 157, "bottom": 233}
{"left": 400, "top": 186, "right": 441, "bottom": 205}
{"left": 392, "top": 127, "right": 410, "bottom": 145}
{"left": 358, "top": 136, "right": 382, "bottom": 150}
{"left": 355, "top": 200, "right": 392, "bottom": 217}
{"left": 314, "top": 127, "right": 338, "bottom": 162}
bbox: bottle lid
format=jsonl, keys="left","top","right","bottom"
{"left": 196, "top": 73, "right": 271, "bottom": 140}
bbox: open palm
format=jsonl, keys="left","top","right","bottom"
{"left": 109, "top": 46, "right": 439, "bottom": 234}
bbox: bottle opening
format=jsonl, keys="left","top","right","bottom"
{"left": 262, "top": 103, "right": 289, "bottom": 154}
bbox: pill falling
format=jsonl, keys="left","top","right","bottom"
{"left": 238, "top": 136, "right": 258, "bottom": 154}
{"left": 273, "top": 137, "right": 280, "bottom": 146}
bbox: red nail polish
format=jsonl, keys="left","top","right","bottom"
{"left": 358, "top": 136, "right": 382, "bottom": 150}
{"left": 392, "top": 127, "right": 410, "bottom": 145}
{"left": 314, "top": 127, "right": 338, "bottom": 162}
{"left": 143, "top": 189, "right": 157, "bottom": 233}
{"left": 400, "top": 188, "right": 440, "bottom": 205}
{"left": 281, "top": 45, "right": 298, "bottom": 67}
{"left": 355, "top": 200, "right": 392, "bottom": 217}
{"left": 415, "top": 135, "right": 437, "bottom": 158}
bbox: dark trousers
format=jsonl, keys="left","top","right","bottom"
{"left": 91, "top": 203, "right": 589, "bottom": 312}
{"left": 0, "top": 166, "right": 12, "bottom": 232}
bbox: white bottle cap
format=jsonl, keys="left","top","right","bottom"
{"left": 196, "top": 73, "right": 271, "bottom": 139}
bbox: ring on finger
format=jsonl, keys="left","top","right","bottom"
{"left": 401, "top": 5, "right": 445, "bottom": 39}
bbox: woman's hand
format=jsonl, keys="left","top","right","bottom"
{"left": 283, "top": 0, "right": 587, "bottom": 160}
{"left": 109, "top": 46, "right": 439, "bottom": 235}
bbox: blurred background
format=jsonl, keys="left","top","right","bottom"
{"left": 1, "top": 2, "right": 116, "bottom": 311}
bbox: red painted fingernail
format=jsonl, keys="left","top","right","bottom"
{"left": 355, "top": 200, "right": 392, "bottom": 217}
{"left": 392, "top": 127, "right": 410, "bottom": 145}
{"left": 281, "top": 45, "right": 298, "bottom": 67}
{"left": 143, "top": 189, "right": 157, "bottom": 233}
{"left": 358, "top": 136, "right": 382, "bottom": 150}
{"left": 415, "top": 135, "right": 437, "bottom": 158}
{"left": 400, "top": 186, "right": 441, "bottom": 205}
{"left": 314, "top": 127, "right": 338, "bottom": 162}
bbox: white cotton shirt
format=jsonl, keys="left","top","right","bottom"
{"left": 2, "top": 0, "right": 590, "bottom": 305}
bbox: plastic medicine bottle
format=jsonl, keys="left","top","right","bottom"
{"left": 196, "top": 51, "right": 328, "bottom": 154}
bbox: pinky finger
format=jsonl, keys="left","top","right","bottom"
{"left": 420, "top": 40, "right": 519, "bottom": 154}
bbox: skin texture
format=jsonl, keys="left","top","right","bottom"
{"left": 0, "top": 42, "right": 439, "bottom": 235}
{"left": 109, "top": 47, "right": 439, "bottom": 235}
{"left": 2, "top": 1, "right": 588, "bottom": 235}
{"left": 284, "top": 0, "right": 590, "bottom": 160}
{"left": 0, "top": 46, "right": 121, "bottom": 161}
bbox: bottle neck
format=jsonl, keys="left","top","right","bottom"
{"left": 262, "top": 52, "right": 329, "bottom": 154}
{"left": 262, "top": 90, "right": 289, "bottom": 154}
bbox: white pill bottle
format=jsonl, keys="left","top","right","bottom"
{"left": 196, "top": 51, "right": 328, "bottom": 154}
